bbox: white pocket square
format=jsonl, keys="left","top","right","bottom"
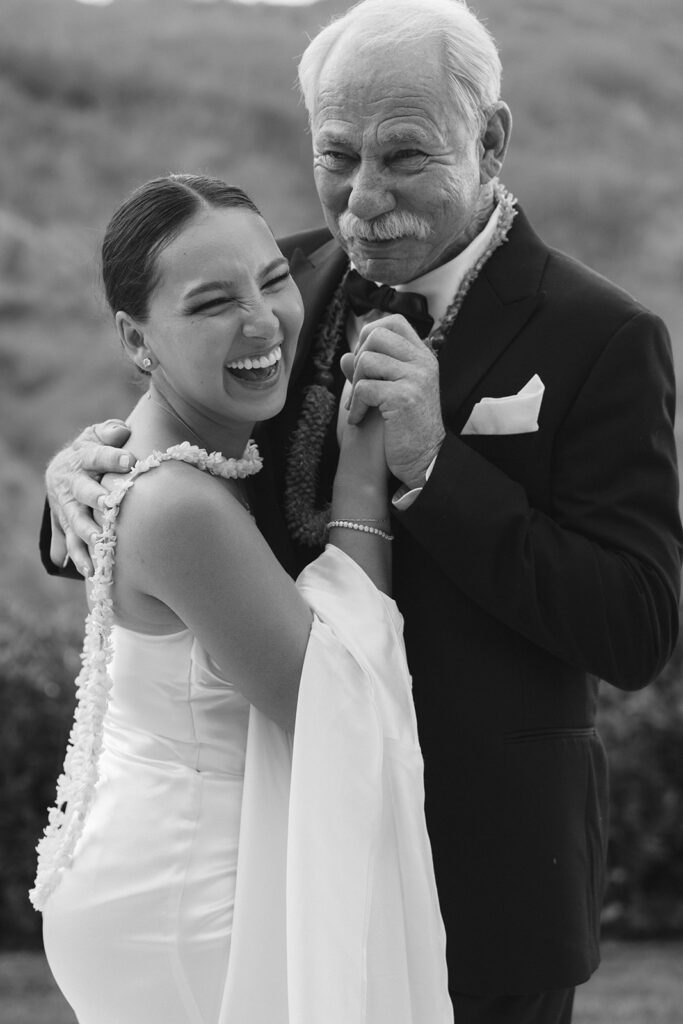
{"left": 461, "top": 374, "right": 545, "bottom": 436}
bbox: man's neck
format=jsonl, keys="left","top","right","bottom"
{"left": 449, "top": 182, "right": 497, "bottom": 262}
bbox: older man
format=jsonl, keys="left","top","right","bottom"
{"left": 42, "top": 1, "right": 681, "bottom": 1022}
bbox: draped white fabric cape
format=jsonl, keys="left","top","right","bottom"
{"left": 219, "top": 545, "right": 453, "bottom": 1023}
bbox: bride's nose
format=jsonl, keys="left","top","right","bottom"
{"left": 242, "top": 298, "right": 278, "bottom": 340}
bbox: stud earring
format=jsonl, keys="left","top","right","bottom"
{"left": 141, "top": 357, "right": 152, "bottom": 370}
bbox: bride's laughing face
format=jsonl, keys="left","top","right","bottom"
{"left": 135, "top": 206, "right": 304, "bottom": 427}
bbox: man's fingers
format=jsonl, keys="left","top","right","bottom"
{"left": 64, "top": 528, "right": 94, "bottom": 578}
{"left": 69, "top": 472, "right": 111, "bottom": 514}
{"left": 346, "top": 378, "right": 388, "bottom": 425}
{"left": 340, "top": 351, "right": 355, "bottom": 383}
{"left": 356, "top": 328, "right": 414, "bottom": 362}
{"left": 352, "top": 350, "right": 404, "bottom": 385}
{"left": 92, "top": 419, "right": 132, "bottom": 447}
{"left": 77, "top": 442, "right": 135, "bottom": 475}
{"left": 49, "top": 510, "right": 68, "bottom": 569}
{"left": 60, "top": 497, "right": 102, "bottom": 550}
{"left": 43, "top": 421, "right": 131, "bottom": 577}
{"left": 357, "top": 313, "right": 420, "bottom": 348}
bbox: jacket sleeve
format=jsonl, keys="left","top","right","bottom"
{"left": 396, "top": 311, "right": 682, "bottom": 690}
{"left": 39, "top": 498, "right": 81, "bottom": 580}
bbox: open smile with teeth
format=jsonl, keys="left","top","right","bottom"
{"left": 225, "top": 345, "right": 282, "bottom": 382}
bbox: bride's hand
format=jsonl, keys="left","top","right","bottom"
{"left": 337, "top": 352, "right": 389, "bottom": 488}
{"left": 332, "top": 356, "right": 392, "bottom": 594}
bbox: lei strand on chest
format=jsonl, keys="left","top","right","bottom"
{"left": 30, "top": 441, "right": 261, "bottom": 912}
{"left": 283, "top": 183, "right": 518, "bottom": 549}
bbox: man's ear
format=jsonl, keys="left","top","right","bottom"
{"left": 479, "top": 102, "right": 512, "bottom": 183}
{"left": 115, "top": 311, "right": 156, "bottom": 372}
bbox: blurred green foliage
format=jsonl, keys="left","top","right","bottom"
{"left": 1, "top": 0, "right": 682, "bottom": 948}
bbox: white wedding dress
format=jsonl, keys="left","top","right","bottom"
{"left": 34, "top": 445, "right": 452, "bottom": 1024}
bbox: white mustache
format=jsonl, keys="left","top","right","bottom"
{"left": 337, "top": 210, "right": 431, "bottom": 242}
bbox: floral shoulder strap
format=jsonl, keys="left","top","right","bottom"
{"left": 30, "top": 441, "right": 261, "bottom": 911}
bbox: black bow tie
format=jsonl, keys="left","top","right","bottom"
{"left": 344, "top": 269, "right": 434, "bottom": 339}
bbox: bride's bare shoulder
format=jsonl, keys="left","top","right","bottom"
{"left": 114, "top": 458, "right": 248, "bottom": 549}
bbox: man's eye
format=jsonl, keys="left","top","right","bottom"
{"left": 393, "top": 150, "right": 427, "bottom": 163}
{"left": 320, "top": 150, "right": 355, "bottom": 167}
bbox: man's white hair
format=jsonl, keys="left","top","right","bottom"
{"left": 297, "top": 0, "right": 502, "bottom": 136}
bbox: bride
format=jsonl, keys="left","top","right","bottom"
{"left": 31, "top": 175, "right": 451, "bottom": 1024}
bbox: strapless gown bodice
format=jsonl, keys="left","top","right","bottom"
{"left": 105, "top": 625, "right": 250, "bottom": 776}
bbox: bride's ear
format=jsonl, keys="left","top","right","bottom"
{"left": 116, "top": 312, "right": 157, "bottom": 373}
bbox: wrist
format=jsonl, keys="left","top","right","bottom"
{"left": 332, "top": 478, "right": 389, "bottom": 521}
{"left": 397, "top": 434, "right": 445, "bottom": 490}
{"left": 327, "top": 519, "right": 394, "bottom": 542}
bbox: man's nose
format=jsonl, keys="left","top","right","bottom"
{"left": 347, "top": 161, "right": 396, "bottom": 221}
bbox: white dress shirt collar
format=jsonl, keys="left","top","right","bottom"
{"left": 392, "top": 202, "right": 502, "bottom": 327}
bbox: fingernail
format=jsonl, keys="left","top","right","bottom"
{"left": 97, "top": 495, "right": 108, "bottom": 512}
{"left": 90, "top": 531, "right": 101, "bottom": 546}
{"left": 61, "top": 554, "right": 70, "bottom": 569}
{"left": 119, "top": 454, "right": 131, "bottom": 469}
{"left": 345, "top": 397, "right": 351, "bottom": 411}
{"left": 78, "top": 564, "right": 91, "bottom": 578}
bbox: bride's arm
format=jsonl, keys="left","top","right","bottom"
{"left": 118, "top": 436, "right": 390, "bottom": 731}
{"left": 328, "top": 409, "right": 391, "bottom": 596}
{"left": 120, "top": 467, "right": 309, "bottom": 731}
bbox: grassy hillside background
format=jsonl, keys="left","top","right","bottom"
{"left": 1, "top": 0, "right": 683, "bottom": 951}
{"left": 1, "top": 0, "right": 682, "bottom": 621}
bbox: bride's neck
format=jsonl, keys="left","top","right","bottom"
{"left": 128, "top": 382, "right": 254, "bottom": 460}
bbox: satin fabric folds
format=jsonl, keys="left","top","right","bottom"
{"left": 220, "top": 545, "right": 452, "bottom": 1023}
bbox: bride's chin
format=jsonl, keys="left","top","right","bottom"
{"left": 222, "top": 382, "right": 288, "bottom": 421}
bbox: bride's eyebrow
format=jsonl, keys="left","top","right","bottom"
{"left": 183, "top": 260, "right": 289, "bottom": 303}
{"left": 185, "top": 280, "right": 233, "bottom": 300}
{"left": 259, "top": 257, "right": 290, "bottom": 279}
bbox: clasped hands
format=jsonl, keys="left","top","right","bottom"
{"left": 45, "top": 314, "right": 445, "bottom": 575}
{"left": 341, "top": 313, "right": 446, "bottom": 488}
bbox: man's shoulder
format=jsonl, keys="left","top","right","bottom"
{"left": 540, "top": 247, "right": 672, "bottom": 355}
{"left": 545, "top": 246, "right": 648, "bottom": 316}
{"left": 510, "top": 205, "right": 654, "bottom": 323}
{"left": 533, "top": 214, "right": 657, "bottom": 321}
{"left": 276, "top": 225, "right": 334, "bottom": 260}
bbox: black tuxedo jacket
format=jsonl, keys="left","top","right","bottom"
{"left": 251, "top": 207, "right": 682, "bottom": 995}
{"left": 40, "top": 207, "right": 682, "bottom": 995}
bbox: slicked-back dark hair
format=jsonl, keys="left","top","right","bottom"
{"left": 101, "top": 174, "right": 262, "bottom": 320}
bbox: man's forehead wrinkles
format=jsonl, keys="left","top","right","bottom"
{"left": 314, "top": 109, "right": 444, "bottom": 145}
{"left": 317, "top": 91, "right": 441, "bottom": 113}
{"left": 377, "top": 119, "right": 435, "bottom": 143}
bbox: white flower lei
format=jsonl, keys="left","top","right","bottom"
{"left": 30, "top": 441, "right": 262, "bottom": 911}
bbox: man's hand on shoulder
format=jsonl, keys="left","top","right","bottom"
{"left": 46, "top": 420, "right": 134, "bottom": 576}
{"left": 344, "top": 314, "right": 446, "bottom": 489}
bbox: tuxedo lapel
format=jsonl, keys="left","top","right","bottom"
{"left": 287, "top": 240, "right": 348, "bottom": 390}
{"left": 437, "top": 206, "right": 548, "bottom": 423}
{"left": 253, "top": 237, "right": 348, "bottom": 577}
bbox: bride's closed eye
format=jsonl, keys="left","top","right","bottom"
{"left": 188, "top": 297, "right": 234, "bottom": 315}
{"left": 261, "top": 270, "right": 291, "bottom": 292}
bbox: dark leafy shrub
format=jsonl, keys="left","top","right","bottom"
{"left": 0, "top": 604, "right": 81, "bottom": 950}
{"left": 598, "top": 635, "right": 683, "bottom": 937}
